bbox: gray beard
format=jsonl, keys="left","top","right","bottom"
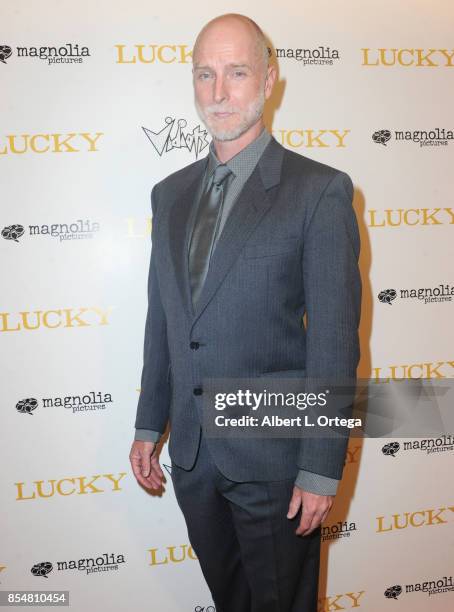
{"left": 194, "top": 90, "right": 265, "bottom": 142}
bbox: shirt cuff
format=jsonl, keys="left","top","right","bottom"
{"left": 295, "top": 469, "right": 339, "bottom": 495}
{"left": 134, "top": 429, "right": 162, "bottom": 443}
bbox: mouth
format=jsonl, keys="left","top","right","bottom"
{"left": 212, "top": 111, "right": 234, "bottom": 119}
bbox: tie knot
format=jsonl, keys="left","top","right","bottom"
{"left": 212, "top": 163, "right": 232, "bottom": 187}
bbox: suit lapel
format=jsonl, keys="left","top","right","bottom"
{"left": 168, "top": 158, "right": 207, "bottom": 321}
{"left": 168, "top": 135, "right": 285, "bottom": 327}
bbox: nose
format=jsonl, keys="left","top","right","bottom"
{"left": 213, "top": 74, "right": 228, "bottom": 105}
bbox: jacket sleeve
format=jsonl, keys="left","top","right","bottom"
{"left": 134, "top": 429, "right": 162, "bottom": 443}
{"left": 134, "top": 185, "right": 171, "bottom": 434}
{"left": 295, "top": 469, "right": 339, "bottom": 496}
{"left": 297, "top": 170, "right": 361, "bottom": 481}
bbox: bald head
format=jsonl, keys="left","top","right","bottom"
{"left": 192, "top": 13, "right": 276, "bottom": 146}
{"left": 193, "top": 13, "right": 269, "bottom": 80}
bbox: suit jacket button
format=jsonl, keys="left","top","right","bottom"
{"left": 190, "top": 341, "right": 200, "bottom": 349}
{"left": 193, "top": 387, "right": 203, "bottom": 395}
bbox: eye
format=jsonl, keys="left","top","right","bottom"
{"left": 197, "top": 72, "right": 212, "bottom": 80}
{"left": 233, "top": 70, "right": 246, "bottom": 78}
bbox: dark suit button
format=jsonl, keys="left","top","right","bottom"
{"left": 190, "top": 341, "right": 200, "bottom": 349}
{"left": 193, "top": 387, "right": 203, "bottom": 395}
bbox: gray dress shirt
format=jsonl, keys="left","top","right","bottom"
{"left": 135, "top": 127, "right": 340, "bottom": 496}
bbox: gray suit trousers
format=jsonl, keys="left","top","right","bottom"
{"left": 170, "top": 429, "right": 321, "bottom": 612}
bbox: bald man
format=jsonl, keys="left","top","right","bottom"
{"left": 130, "top": 13, "right": 361, "bottom": 612}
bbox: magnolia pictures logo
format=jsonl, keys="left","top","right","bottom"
{"left": 273, "top": 45, "right": 340, "bottom": 66}
{"left": 372, "top": 128, "right": 453, "bottom": 148}
{"left": 378, "top": 289, "right": 397, "bottom": 305}
{"left": 31, "top": 562, "right": 52, "bottom": 578}
{"left": 16, "top": 391, "right": 113, "bottom": 415}
{"left": 385, "top": 575, "right": 454, "bottom": 599}
{"left": 0, "top": 45, "right": 12, "bottom": 64}
{"left": 0, "top": 43, "right": 90, "bottom": 65}
{"left": 31, "top": 553, "right": 125, "bottom": 578}
{"left": 321, "top": 520, "right": 357, "bottom": 543}
{"left": 143, "top": 116, "right": 209, "bottom": 159}
{"left": 378, "top": 285, "right": 454, "bottom": 306}
{"left": 382, "top": 437, "right": 454, "bottom": 457}
{"left": 2, "top": 220, "right": 100, "bottom": 243}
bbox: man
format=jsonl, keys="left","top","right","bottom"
{"left": 130, "top": 13, "right": 361, "bottom": 612}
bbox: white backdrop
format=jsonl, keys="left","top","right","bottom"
{"left": 1, "top": 1, "right": 453, "bottom": 610}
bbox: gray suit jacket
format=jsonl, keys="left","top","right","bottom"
{"left": 135, "top": 135, "right": 361, "bottom": 483}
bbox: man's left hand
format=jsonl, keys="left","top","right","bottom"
{"left": 287, "top": 485, "right": 334, "bottom": 536}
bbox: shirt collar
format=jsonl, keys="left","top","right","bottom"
{"left": 206, "top": 126, "right": 272, "bottom": 181}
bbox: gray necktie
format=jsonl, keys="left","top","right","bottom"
{"left": 188, "top": 163, "right": 233, "bottom": 309}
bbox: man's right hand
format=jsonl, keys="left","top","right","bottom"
{"left": 129, "top": 440, "right": 164, "bottom": 490}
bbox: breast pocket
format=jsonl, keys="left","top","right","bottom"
{"left": 242, "top": 237, "right": 298, "bottom": 259}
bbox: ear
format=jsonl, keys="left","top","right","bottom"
{"left": 264, "top": 64, "right": 277, "bottom": 100}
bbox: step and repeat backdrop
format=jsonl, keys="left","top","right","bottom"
{"left": 1, "top": 1, "right": 453, "bottom": 610}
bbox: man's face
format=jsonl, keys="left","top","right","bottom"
{"left": 192, "top": 23, "right": 269, "bottom": 141}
